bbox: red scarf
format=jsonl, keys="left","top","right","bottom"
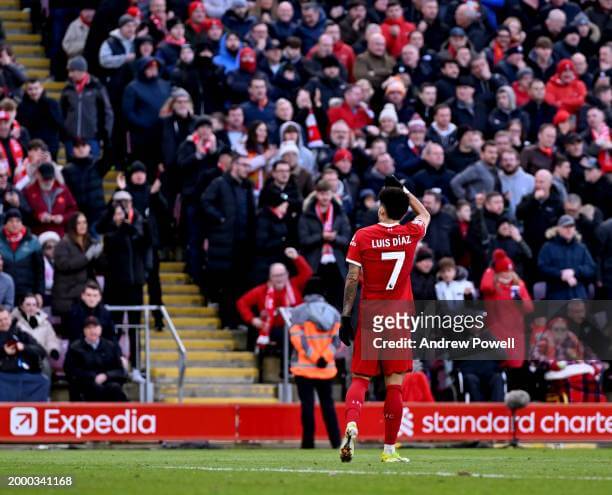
{"left": 164, "top": 34, "right": 186, "bottom": 46}
{"left": 539, "top": 146, "right": 554, "bottom": 157}
{"left": 491, "top": 40, "right": 505, "bottom": 65}
{"left": 75, "top": 73, "right": 90, "bottom": 94}
{"left": 261, "top": 282, "right": 296, "bottom": 339}
{"left": 0, "top": 138, "right": 24, "bottom": 176}
{"left": 3, "top": 226, "right": 25, "bottom": 251}
{"left": 316, "top": 203, "right": 335, "bottom": 263}
{"left": 186, "top": 19, "right": 206, "bottom": 34}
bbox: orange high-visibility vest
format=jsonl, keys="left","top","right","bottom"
{"left": 289, "top": 321, "right": 340, "bottom": 379}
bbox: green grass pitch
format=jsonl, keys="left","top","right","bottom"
{"left": 0, "top": 448, "right": 611, "bottom": 494}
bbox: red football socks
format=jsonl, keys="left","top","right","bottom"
{"left": 384, "top": 384, "right": 403, "bottom": 445}
{"left": 345, "top": 377, "right": 369, "bottom": 425}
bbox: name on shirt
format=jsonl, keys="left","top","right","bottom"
{"left": 371, "top": 236, "right": 412, "bottom": 248}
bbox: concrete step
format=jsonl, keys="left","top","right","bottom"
{"left": 151, "top": 350, "right": 253, "bottom": 362}
{"left": 159, "top": 284, "right": 200, "bottom": 295}
{"left": 156, "top": 383, "right": 275, "bottom": 398}
{"left": 160, "top": 272, "right": 191, "bottom": 284}
{"left": 43, "top": 80, "right": 64, "bottom": 90}
{"left": 149, "top": 338, "right": 234, "bottom": 351}
{"left": 6, "top": 33, "right": 40, "bottom": 44}
{"left": 161, "top": 397, "right": 278, "bottom": 404}
{"left": 152, "top": 366, "right": 258, "bottom": 380}
{"left": 25, "top": 68, "right": 49, "bottom": 78}
{"left": 160, "top": 261, "right": 186, "bottom": 272}
{"left": 12, "top": 45, "right": 44, "bottom": 55}
{"left": 0, "top": 10, "right": 28, "bottom": 20}
{"left": 0, "top": 0, "right": 19, "bottom": 8}
{"left": 20, "top": 57, "right": 50, "bottom": 68}
{"left": 5, "top": 20, "right": 31, "bottom": 32}
{"left": 150, "top": 329, "right": 239, "bottom": 339}
{"left": 47, "top": 91, "right": 60, "bottom": 100}
{"left": 145, "top": 294, "right": 203, "bottom": 305}
{"left": 166, "top": 306, "right": 217, "bottom": 317}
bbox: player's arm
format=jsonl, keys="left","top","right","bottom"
{"left": 339, "top": 262, "right": 361, "bottom": 346}
{"left": 406, "top": 189, "right": 430, "bottom": 230}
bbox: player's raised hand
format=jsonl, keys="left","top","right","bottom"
{"left": 339, "top": 316, "right": 354, "bottom": 346}
{"left": 384, "top": 174, "right": 404, "bottom": 190}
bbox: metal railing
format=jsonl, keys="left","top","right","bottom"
{"left": 278, "top": 307, "right": 293, "bottom": 403}
{"left": 105, "top": 305, "right": 187, "bottom": 403}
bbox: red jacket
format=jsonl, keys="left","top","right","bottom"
{"left": 327, "top": 101, "right": 372, "bottom": 134}
{"left": 24, "top": 180, "right": 78, "bottom": 236}
{"left": 236, "top": 255, "right": 313, "bottom": 329}
{"left": 480, "top": 267, "right": 534, "bottom": 368}
{"left": 544, "top": 60, "right": 587, "bottom": 115}
{"left": 380, "top": 17, "right": 416, "bottom": 58}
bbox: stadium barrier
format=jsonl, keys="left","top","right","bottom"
{"left": 1, "top": 403, "right": 611, "bottom": 443}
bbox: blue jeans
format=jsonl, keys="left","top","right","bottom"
{"left": 0, "top": 372, "right": 50, "bottom": 401}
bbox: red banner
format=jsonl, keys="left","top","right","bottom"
{"left": 0, "top": 403, "right": 611, "bottom": 443}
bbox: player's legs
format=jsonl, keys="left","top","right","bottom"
{"left": 381, "top": 372, "right": 410, "bottom": 463}
{"left": 340, "top": 373, "right": 370, "bottom": 462}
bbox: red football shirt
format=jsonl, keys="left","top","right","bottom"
{"left": 346, "top": 220, "right": 426, "bottom": 301}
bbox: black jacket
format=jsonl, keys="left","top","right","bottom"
{"left": 170, "top": 55, "right": 226, "bottom": 114}
{"left": 176, "top": 138, "right": 223, "bottom": 205}
{"left": 0, "top": 228, "right": 44, "bottom": 298}
{"left": 0, "top": 323, "right": 46, "bottom": 373}
{"left": 422, "top": 210, "right": 461, "bottom": 259}
{"left": 64, "top": 337, "right": 126, "bottom": 387}
{"left": 516, "top": 192, "right": 564, "bottom": 255}
{"left": 521, "top": 100, "right": 557, "bottom": 142}
{"left": 61, "top": 156, "right": 110, "bottom": 225}
{"left": 201, "top": 173, "right": 256, "bottom": 271}
{"left": 67, "top": 299, "right": 116, "bottom": 343}
{"left": 298, "top": 199, "right": 351, "bottom": 278}
{"left": 17, "top": 92, "right": 63, "bottom": 156}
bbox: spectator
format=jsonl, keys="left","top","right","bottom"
{"left": 202, "top": 154, "right": 256, "bottom": 326}
{"left": 240, "top": 76, "right": 276, "bottom": 129}
{"left": 98, "top": 14, "right": 137, "bottom": 79}
{"left": 538, "top": 214, "right": 596, "bottom": 299}
{"left": 61, "top": 56, "right": 113, "bottom": 159}
{"left": 380, "top": 0, "right": 415, "bottom": 58}
{"left": 411, "top": 247, "right": 437, "bottom": 300}
{"left": 52, "top": 212, "right": 103, "bottom": 324}
{"left": 24, "top": 163, "right": 78, "bottom": 237}
{"left": 16, "top": 79, "right": 63, "bottom": 160}
{"left": 64, "top": 316, "right": 127, "bottom": 401}
{"left": 435, "top": 257, "right": 474, "bottom": 301}
{"left": 0, "top": 209, "right": 43, "bottom": 301}
{"left": 522, "top": 78, "right": 558, "bottom": 143}
{"left": 578, "top": 159, "right": 612, "bottom": 220}
{"left": 294, "top": 2, "right": 326, "bottom": 54}
{"left": 451, "top": 141, "right": 500, "bottom": 202}
{"left": 545, "top": 59, "right": 587, "bottom": 115}
{"left": 185, "top": 1, "right": 209, "bottom": 45}
{"left": 499, "top": 149, "right": 535, "bottom": 218}
{"left": 0, "top": 44, "right": 26, "bottom": 101}
{"left": 67, "top": 281, "right": 116, "bottom": 343}
{"left": 426, "top": 104, "right": 457, "bottom": 149}
{"left": 327, "top": 84, "right": 372, "bottom": 136}
{"left": 0, "top": 110, "right": 26, "bottom": 178}
{"left": 421, "top": 189, "right": 461, "bottom": 260}
{"left": 448, "top": 76, "right": 489, "bottom": 133}
{"left": 0, "top": 305, "right": 48, "bottom": 401}
{"left": 156, "top": 18, "right": 186, "bottom": 71}
{"left": 289, "top": 278, "right": 341, "bottom": 449}
{"left": 412, "top": 143, "right": 456, "bottom": 201}
{"left": 298, "top": 180, "right": 351, "bottom": 308}
{"left": 521, "top": 123, "right": 557, "bottom": 174}
{"left": 122, "top": 56, "right": 172, "bottom": 172}
{"left": 12, "top": 293, "right": 61, "bottom": 363}
{"left": 97, "top": 190, "right": 152, "bottom": 380}
{"left": 564, "top": 300, "right": 610, "bottom": 359}
{"left": 62, "top": 7, "right": 95, "bottom": 59}
{"left": 353, "top": 32, "right": 395, "bottom": 88}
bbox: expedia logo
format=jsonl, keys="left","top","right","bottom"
{"left": 10, "top": 407, "right": 38, "bottom": 436}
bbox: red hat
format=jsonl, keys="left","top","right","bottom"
{"left": 492, "top": 248, "right": 514, "bottom": 273}
{"left": 188, "top": 1, "right": 205, "bottom": 17}
{"left": 333, "top": 148, "right": 353, "bottom": 164}
{"left": 553, "top": 109, "right": 571, "bottom": 126}
{"left": 126, "top": 6, "right": 141, "bottom": 18}
{"left": 556, "top": 58, "right": 576, "bottom": 75}
{"left": 204, "top": 18, "right": 222, "bottom": 31}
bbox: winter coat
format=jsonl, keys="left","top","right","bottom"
{"left": 0, "top": 322, "right": 46, "bottom": 373}
{"left": 16, "top": 93, "right": 63, "bottom": 157}
{"left": 122, "top": 56, "right": 172, "bottom": 144}
{"left": 516, "top": 191, "right": 564, "bottom": 255}
{"left": 62, "top": 17, "right": 90, "bottom": 58}
{"left": 298, "top": 200, "right": 351, "bottom": 278}
{"left": 64, "top": 337, "right": 126, "bottom": 387}
{"left": 156, "top": 40, "right": 182, "bottom": 72}
{"left": 60, "top": 75, "right": 113, "bottom": 142}
{"left": 221, "top": 10, "right": 256, "bottom": 38}
{"left": 170, "top": 56, "right": 226, "bottom": 114}
{"left": 24, "top": 180, "right": 78, "bottom": 237}
{"left": 448, "top": 99, "right": 490, "bottom": 136}
{"left": 450, "top": 161, "right": 500, "bottom": 201}
{"left": 544, "top": 63, "right": 587, "bottom": 115}
{"left": 294, "top": 7, "right": 327, "bottom": 53}
{"left": 212, "top": 33, "right": 241, "bottom": 73}
{"left": 63, "top": 156, "right": 107, "bottom": 217}
{"left": 538, "top": 234, "right": 596, "bottom": 300}
{"left": 12, "top": 307, "right": 61, "bottom": 357}
{"left": 99, "top": 28, "right": 133, "bottom": 70}
{"left": 252, "top": 207, "right": 293, "bottom": 284}
{"left": 0, "top": 228, "right": 43, "bottom": 297}
{"left": 353, "top": 50, "right": 395, "bottom": 87}
{"left": 0, "top": 272, "right": 14, "bottom": 309}
{"left": 0, "top": 63, "right": 26, "bottom": 101}
{"left": 176, "top": 137, "right": 223, "bottom": 205}
{"left": 67, "top": 299, "right": 116, "bottom": 343}
{"left": 327, "top": 101, "right": 372, "bottom": 134}
{"left": 520, "top": 100, "right": 557, "bottom": 143}
{"left": 381, "top": 17, "right": 416, "bottom": 58}
{"left": 52, "top": 235, "right": 99, "bottom": 315}
{"left": 411, "top": 269, "right": 437, "bottom": 300}
{"left": 201, "top": 173, "right": 256, "bottom": 271}
{"left": 412, "top": 163, "right": 456, "bottom": 201}
{"left": 422, "top": 210, "right": 461, "bottom": 260}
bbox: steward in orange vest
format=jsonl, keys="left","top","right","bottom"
{"left": 289, "top": 291, "right": 341, "bottom": 449}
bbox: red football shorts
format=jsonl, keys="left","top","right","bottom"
{"left": 351, "top": 326, "right": 413, "bottom": 377}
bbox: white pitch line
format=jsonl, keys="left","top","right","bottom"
{"left": 151, "top": 465, "right": 612, "bottom": 482}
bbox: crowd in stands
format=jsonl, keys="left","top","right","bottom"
{"left": 0, "top": 0, "right": 611, "bottom": 403}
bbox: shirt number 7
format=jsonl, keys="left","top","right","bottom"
{"left": 381, "top": 251, "right": 405, "bottom": 290}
